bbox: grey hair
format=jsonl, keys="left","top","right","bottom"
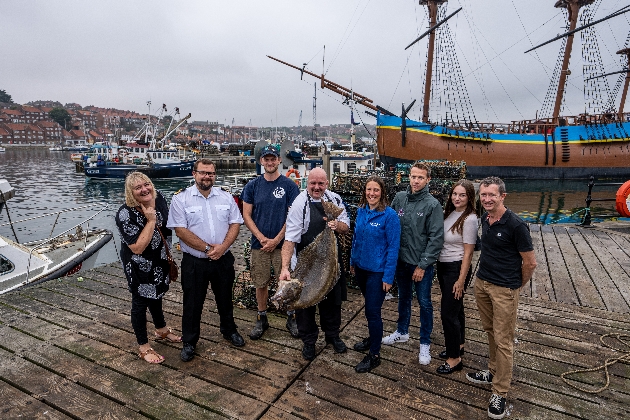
{"left": 480, "top": 176, "right": 506, "bottom": 194}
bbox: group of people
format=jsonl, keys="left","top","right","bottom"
{"left": 115, "top": 152, "right": 536, "bottom": 420}
{"left": 348, "top": 163, "right": 537, "bottom": 419}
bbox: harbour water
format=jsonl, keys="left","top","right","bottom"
{"left": 0, "top": 148, "right": 625, "bottom": 267}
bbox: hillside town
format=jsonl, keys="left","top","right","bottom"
{"left": 0, "top": 90, "right": 375, "bottom": 149}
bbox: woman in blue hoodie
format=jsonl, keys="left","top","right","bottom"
{"left": 350, "top": 176, "right": 401, "bottom": 373}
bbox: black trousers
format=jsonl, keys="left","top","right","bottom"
{"left": 130, "top": 294, "right": 166, "bottom": 345}
{"left": 181, "top": 252, "right": 237, "bottom": 346}
{"left": 296, "top": 295, "right": 342, "bottom": 346}
{"left": 437, "top": 260, "right": 471, "bottom": 359}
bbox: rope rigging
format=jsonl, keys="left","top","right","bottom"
{"left": 604, "top": 30, "right": 630, "bottom": 113}
{"left": 581, "top": 0, "right": 613, "bottom": 114}
{"left": 541, "top": 9, "right": 570, "bottom": 119}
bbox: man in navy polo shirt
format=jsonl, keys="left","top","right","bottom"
{"left": 466, "top": 177, "right": 537, "bottom": 420}
{"left": 241, "top": 145, "right": 300, "bottom": 340}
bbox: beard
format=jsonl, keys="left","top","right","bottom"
{"left": 196, "top": 179, "right": 213, "bottom": 191}
{"left": 263, "top": 162, "right": 279, "bottom": 174}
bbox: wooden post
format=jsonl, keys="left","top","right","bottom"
{"left": 420, "top": 1, "right": 447, "bottom": 123}
{"left": 617, "top": 48, "right": 630, "bottom": 121}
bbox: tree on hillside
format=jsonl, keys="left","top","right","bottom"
{"left": 0, "top": 89, "right": 13, "bottom": 103}
{"left": 49, "top": 107, "right": 72, "bottom": 129}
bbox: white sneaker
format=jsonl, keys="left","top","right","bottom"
{"left": 419, "top": 344, "right": 431, "bottom": 365}
{"left": 381, "top": 331, "right": 409, "bottom": 345}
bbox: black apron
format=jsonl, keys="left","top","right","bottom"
{"left": 296, "top": 197, "right": 347, "bottom": 305}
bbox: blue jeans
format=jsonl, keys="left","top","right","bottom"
{"left": 355, "top": 267, "right": 386, "bottom": 356}
{"left": 395, "top": 260, "right": 434, "bottom": 345}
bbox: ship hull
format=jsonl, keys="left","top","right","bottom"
{"left": 84, "top": 161, "right": 194, "bottom": 179}
{"left": 377, "top": 115, "right": 630, "bottom": 179}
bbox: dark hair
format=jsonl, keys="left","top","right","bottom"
{"left": 412, "top": 162, "right": 431, "bottom": 178}
{"left": 194, "top": 158, "right": 215, "bottom": 171}
{"left": 444, "top": 179, "right": 476, "bottom": 235}
{"left": 480, "top": 176, "right": 506, "bottom": 194}
{"left": 358, "top": 175, "right": 388, "bottom": 212}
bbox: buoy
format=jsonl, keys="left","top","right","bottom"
{"left": 286, "top": 168, "right": 300, "bottom": 179}
{"left": 615, "top": 180, "right": 630, "bottom": 217}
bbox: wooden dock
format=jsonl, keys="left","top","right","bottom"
{"left": 0, "top": 224, "right": 629, "bottom": 419}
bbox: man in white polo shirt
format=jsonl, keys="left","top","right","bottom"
{"left": 167, "top": 158, "right": 245, "bottom": 362}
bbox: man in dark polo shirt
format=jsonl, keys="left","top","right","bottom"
{"left": 466, "top": 177, "right": 536, "bottom": 420}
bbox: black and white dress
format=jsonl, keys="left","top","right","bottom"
{"left": 115, "top": 191, "right": 171, "bottom": 299}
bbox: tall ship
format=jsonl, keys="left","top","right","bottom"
{"left": 271, "top": 0, "right": 630, "bottom": 179}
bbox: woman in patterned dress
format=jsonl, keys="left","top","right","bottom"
{"left": 115, "top": 172, "right": 181, "bottom": 364}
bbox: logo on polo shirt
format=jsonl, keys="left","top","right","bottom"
{"left": 273, "top": 187, "right": 285, "bottom": 198}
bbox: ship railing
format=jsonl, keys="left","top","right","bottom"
{"left": 23, "top": 204, "right": 110, "bottom": 283}
{"left": 0, "top": 203, "right": 110, "bottom": 244}
{"left": 579, "top": 176, "right": 624, "bottom": 227}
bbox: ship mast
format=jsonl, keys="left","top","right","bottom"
{"left": 420, "top": 0, "right": 447, "bottom": 123}
{"left": 617, "top": 48, "right": 630, "bottom": 120}
{"left": 552, "top": 0, "right": 594, "bottom": 123}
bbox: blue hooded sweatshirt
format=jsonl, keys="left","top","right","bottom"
{"left": 350, "top": 205, "right": 401, "bottom": 284}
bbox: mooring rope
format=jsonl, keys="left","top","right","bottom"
{"left": 561, "top": 333, "right": 630, "bottom": 393}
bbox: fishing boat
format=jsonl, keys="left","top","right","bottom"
{"left": 270, "top": 1, "right": 630, "bottom": 179}
{"left": 80, "top": 103, "right": 196, "bottom": 179}
{"left": 0, "top": 179, "right": 113, "bottom": 294}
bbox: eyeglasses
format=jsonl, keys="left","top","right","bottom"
{"left": 195, "top": 170, "right": 216, "bottom": 177}
{"left": 480, "top": 193, "right": 502, "bottom": 199}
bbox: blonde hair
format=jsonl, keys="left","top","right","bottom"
{"left": 124, "top": 172, "right": 156, "bottom": 207}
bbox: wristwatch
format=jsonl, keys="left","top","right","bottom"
{"left": 204, "top": 245, "right": 211, "bottom": 253}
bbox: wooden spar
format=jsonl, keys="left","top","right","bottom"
{"left": 552, "top": 0, "right": 593, "bottom": 123}
{"left": 421, "top": 1, "right": 446, "bottom": 123}
{"left": 267, "top": 55, "right": 378, "bottom": 111}
{"left": 524, "top": 4, "right": 629, "bottom": 54}
{"left": 618, "top": 48, "right": 630, "bottom": 120}
{"left": 584, "top": 69, "right": 630, "bottom": 81}
{"left": 405, "top": 6, "right": 461, "bottom": 50}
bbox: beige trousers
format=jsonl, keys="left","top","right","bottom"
{"left": 474, "top": 277, "right": 520, "bottom": 397}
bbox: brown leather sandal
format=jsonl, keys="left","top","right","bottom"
{"left": 138, "top": 347, "right": 164, "bottom": 364}
{"left": 155, "top": 327, "right": 182, "bottom": 343}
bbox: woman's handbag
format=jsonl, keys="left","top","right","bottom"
{"left": 157, "top": 228, "right": 178, "bottom": 282}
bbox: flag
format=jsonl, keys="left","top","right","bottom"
{"left": 351, "top": 110, "right": 360, "bottom": 126}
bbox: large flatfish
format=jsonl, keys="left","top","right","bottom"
{"left": 271, "top": 201, "right": 343, "bottom": 311}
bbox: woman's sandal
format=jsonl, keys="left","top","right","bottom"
{"left": 138, "top": 347, "right": 164, "bottom": 364}
{"left": 155, "top": 327, "right": 182, "bottom": 343}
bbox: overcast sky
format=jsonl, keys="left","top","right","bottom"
{"left": 2, "top": 0, "right": 628, "bottom": 127}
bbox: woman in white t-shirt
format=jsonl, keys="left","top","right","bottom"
{"left": 436, "top": 179, "right": 478, "bottom": 374}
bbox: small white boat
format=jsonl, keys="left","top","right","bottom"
{"left": 0, "top": 147, "right": 5, "bottom": 152}
{"left": 0, "top": 179, "right": 113, "bottom": 294}
{"left": 49, "top": 146, "right": 64, "bottom": 151}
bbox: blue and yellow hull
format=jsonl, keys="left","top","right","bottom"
{"left": 377, "top": 114, "right": 630, "bottom": 179}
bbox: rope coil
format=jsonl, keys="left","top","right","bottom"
{"left": 561, "top": 333, "right": 630, "bottom": 393}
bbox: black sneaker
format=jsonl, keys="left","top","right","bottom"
{"left": 249, "top": 314, "right": 269, "bottom": 340}
{"left": 466, "top": 369, "right": 493, "bottom": 384}
{"left": 353, "top": 337, "right": 371, "bottom": 352}
{"left": 488, "top": 394, "right": 506, "bottom": 419}
{"left": 286, "top": 313, "right": 299, "bottom": 338}
{"left": 355, "top": 353, "right": 381, "bottom": 373}
{"left": 180, "top": 343, "right": 195, "bottom": 362}
{"left": 302, "top": 343, "right": 316, "bottom": 361}
{"left": 325, "top": 336, "right": 347, "bottom": 353}
{"left": 438, "top": 347, "right": 465, "bottom": 359}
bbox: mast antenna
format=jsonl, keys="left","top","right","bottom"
{"left": 313, "top": 82, "right": 317, "bottom": 142}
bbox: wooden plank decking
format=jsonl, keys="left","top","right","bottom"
{"left": 0, "top": 224, "right": 629, "bottom": 419}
